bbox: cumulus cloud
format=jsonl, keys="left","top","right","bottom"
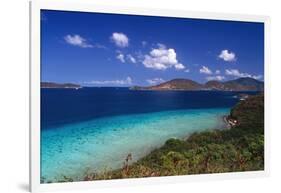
{"left": 206, "top": 75, "right": 225, "bottom": 81}
{"left": 219, "top": 50, "right": 236, "bottom": 62}
{"left": 142, "top": 44, "right": 185, "bottom": 70}
{"left": 111, "top": 32, "right": 129, "bottom": 48}
{"left": 85, "top": 76, "right": 133, "bottom": 85}
{"left": 116, "top": 53, "right": 125, "bottom": 63}
{"left": 184, "top": 69, "right": 190, "bottom": 73}
{"left": 215, "top": 70, "right": 221, "bottom": 74}
{"left": 64, "top": 34, "right": 93, "bottom": 48}
{"left": 199, "top": 66, "right": 212, "bottom": 74}
{"left": 127, "top": 54, "right": 136, "bottom": 63}
{"left": 225, "top": 69, "right": 262, "bottom": 80}
{"left": 146, "top": 78, "right": 165, "bottom": 85}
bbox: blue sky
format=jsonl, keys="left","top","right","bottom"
{"left": 41, "top": 10, "right": 264, "bottom": 86}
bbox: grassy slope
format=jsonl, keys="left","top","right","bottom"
{"left": 52, "top": 94, "right": 264, "bottom": 183}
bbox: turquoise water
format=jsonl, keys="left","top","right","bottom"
{"left": 41, "top": 108, "right": 229, "bottom": 182}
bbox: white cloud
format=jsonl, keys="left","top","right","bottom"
{"left": 215, "top": 70, "right": 221, "bottom": 74}
{"left": 127, "top": 54, "right": 136, "bottom": 63}
{"left": 184, "top": 69, "right": 190, "bottom": 73}
{"left": 225, "top": 69, "right": 263, "bottom": 80}
{"left": 116, "top": 53, "right": 136, "bottom": 64}
{"left": 225, "top": 69, "right": 246, "bottom": 77}
{"left": 199, "top": 66, "right": 212, "bottom": 75}
{"left": 142, "top": 44, "right": 185, "bottom": 70}
{"left": 64, "top": 34, "right": 93, "bottom": 48}
{"left": 146, "top": 78, "right": 165, "bottom": 85}
{"left": 175, "top": 63, "right": 185, "bottom": 70}
{"left": 252, "top": 75, "right": 263, "bottom": 80}
{"left": 206, "top": 75, "right": 225, "bottom": 81}
{"left": 111, "top": 32, "right": 129, "bottom": 48}
{"left": 85, "top": 76, "right": 133, "bottom": 85}
{"left": 116, "top": 53, "right": 125, "bottom": 63}
{"left": 219, "top": 50, "right": 236, "bottom": 62}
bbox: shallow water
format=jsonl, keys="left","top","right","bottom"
{"left": 41, "top": 108, "right": 229, "bottom": 182}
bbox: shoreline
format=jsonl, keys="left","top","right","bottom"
{"left": 85, "top": 114, "right": 232, "bottom": 181}
{"left": 182, "top": 114, "right": 229, "bottom": 141}
{"left": 42, "top": 111, "right": 232, "bottom": 183}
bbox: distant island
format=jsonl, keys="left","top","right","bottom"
{"left": 131, "top": 77, "right": 264, "bottom": 91}
{"left": 41, "top": 82, "right": 82, "bottom": 89}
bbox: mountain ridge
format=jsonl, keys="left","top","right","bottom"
{"left": 131, "top": 77, "right": 264, "bottom": 91}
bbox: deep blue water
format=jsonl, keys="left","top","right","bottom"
{"left": 41, "top": 87, "right": 256, "bottom": 129}
{"left": 40, "top": 88, "right": 258, "bottom": 182}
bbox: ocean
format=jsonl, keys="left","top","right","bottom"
{"left": 40, "top": 87, "right": 256, "bottom": 182}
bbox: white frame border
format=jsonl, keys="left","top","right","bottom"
{"left": 30, "top": 1, "right": 270, "bottom": 192}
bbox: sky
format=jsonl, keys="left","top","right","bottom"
{"left": 41, "top": 10, "right": 264, "bottom": 87}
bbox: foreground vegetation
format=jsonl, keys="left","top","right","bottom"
{"left": 84, "top": 94, "right": 264, "bottom": 181}
{"left": 43, "top": 94, "right": 264, "bottom": 183}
